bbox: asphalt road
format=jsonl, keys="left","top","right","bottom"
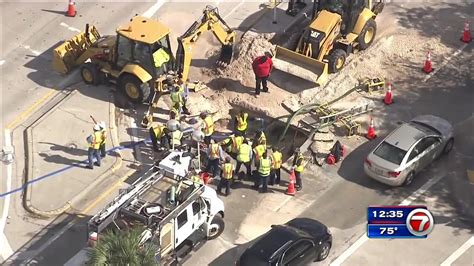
{"left": 1, "top": 1, "right": 472, "bottom": 265}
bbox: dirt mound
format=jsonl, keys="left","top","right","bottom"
{"left": 216, "top": 31, "right": 276, "bottom": 86}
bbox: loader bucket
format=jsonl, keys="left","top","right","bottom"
{"left": 216, "top": 44, "right": 234, "bottom": 67}
{"left": 273, "top": 45, "right": 329, "bottom": 86}
{"left": 52, "top": 25, "right": 101, "bottom": 74}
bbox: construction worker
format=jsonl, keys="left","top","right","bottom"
{"left": 255, "top": 150, "right": 272, "bottom": 193}
{"left": 170, "top": 107, "right": 180, "bottom": 122}
{"left": 253, "top": 142, "right": 266, "bottom": 166}
{"left": 86, "top": 124, "right": 102, "bottom": 169}
{"left": 291, "top": 148, "right": 305, "bottom": 191}
{"left": 269, "top": 147, "right": 283, "bottom": 185}
{"left": 219, "top": 136, "right": 233, "bottom": 154}
{"left": 206, "top": 139, "right": 223, "bottom": 177}
{"left": 170, "top": 127, "right": 183, "bottom": 150}
{"left": 252, "top": 130, "right": 267, "bottom": 149}
{"left": 176, "top": 80, "right": 190, "bottom": 115}
{"left": 170, "top": 84, "right": 191, "bottom": 116}
{"left": 230, "top": 134, "right": 244, "bottom": 156}
{"left": 252, "top": 52, "right": 273, "bottom": 97}
{"left": 218, "top": 157, "right": 234, "bottom": 196}
{"left": 200, "top": 112, "right": 214, "bottom": 145}
{"left": 235, "top": 139, "right": 252, "bottom": 180}
{"left": 153, "top": 47, "right": 170, "bottom": 69}
{"left": 98, "top": 121, "right": 107, "bottom": 158}
{"left": 234, "top": 110, "right": 249, "bottom": 137}
{"left": 149, "top": 123, "right": 167, "bottom": 152}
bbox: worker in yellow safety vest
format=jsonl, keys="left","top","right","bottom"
{"left": 98, "top": 121, "right": 107, "bottom": 158}
{"left": 170, "top": 83, "right": 190, "bottom": 115}
{"left": 234, "top": 110, "right": 248, "bottom": 137}
{"left": 170, "top": 128, "right": 183, "bottom": 150}
{"left": 253, "top": 143, "right": 266, "bottom": 167}
{"left": 230, "top": 135, "right": 244, "bottom": 156}
{"left": 200, "top": 112, "right": 214, "bottom": 145}
{"left": 153, "top": 48, "right": 170, "bottom": 69}
{"left": 255, "top": 150, "right": 272, "bottom": 193}
{"left": 219, "top": 136, "right": 233, "bottom": 154}
{"left": 236, "top": 139, "right": 252, "bottom": 180}
{"left": 252, "top": 130, "right": 267, "bottom": 149}
{"left": 291, "top": 148, "right": 305, "bottom": 191}
{"left": 269, "top": 147, "right": 282, "bottom": 185}
{"left": 206, "top": 139, "right": 223, "bottom": 177}
{"left": 149, "top": 123, "right": 167, "bottom": 152}
{"left": 86, "top": 124, "right": 103, "bottom": 169}
{"left": 170, "top": 106, "right": 181, "bottom": 122}
{"left": 218, "top": 157, "right": 234, "bottom": 196}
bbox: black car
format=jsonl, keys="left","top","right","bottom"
{"left": 238, "top": 218, "right": 332, "bottom": 266}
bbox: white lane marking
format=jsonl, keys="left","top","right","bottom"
{"left": 130, "top": 111, "right": 143, "bottom": 163}
{"left": 142, "top": 0, "right": 166, "bottom": 18}
{"left": 59, "top": 22, "right": 81, "bottom": 33}
{"left": 21, "top": 45, "right": 40, "bottom": 56}
{"left": 440, "top": 236, "right": 474, "bottom": 266}
{"left": 223, "top": 0, "right": 246, "bottom": 20}
{"left": 330, "top": 173, "right": 445, "bottom": 266}
{"left": 0, "top": 129, "right": 14, "bottom": 260}
{"left": 423, "top": 43, "right": 469, "bottom": 82}
{"left": 0, "top": 60, "right": 5, "bottom": 66}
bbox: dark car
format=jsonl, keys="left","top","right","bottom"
{"left": 238, "top": 218, "right": 332, "bottom": 266}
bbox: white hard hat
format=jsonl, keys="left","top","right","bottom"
{"left": 93, "top": 124, "right": 101, "bottom": 131}
{"left": 99, "top": 121, "right": 106, "bottom": 129}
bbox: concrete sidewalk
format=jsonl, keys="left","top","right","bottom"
{"left": 24, "top": 87, "right": 122, "bottom": 217}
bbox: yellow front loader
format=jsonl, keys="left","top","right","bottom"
{"left": 273, "top": 0, "right": 384, "bottom": 85}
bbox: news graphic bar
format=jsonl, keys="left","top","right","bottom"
{"left": 367, "top": 206, "right": 434, "bottom": 239}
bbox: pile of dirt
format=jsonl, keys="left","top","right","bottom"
{"left": 215, "top": 31, "right": 276, "bottom": 86}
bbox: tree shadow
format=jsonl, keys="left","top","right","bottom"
{"left": 394, "top": 2, "right": 474, "bottom": 48}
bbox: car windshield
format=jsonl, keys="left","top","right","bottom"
{"left": 373, "top": 141, "right": 407, "bottom": 165}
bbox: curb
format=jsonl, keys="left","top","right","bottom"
{"left": 22, "top": 90, "right": 123, "bottom": 218}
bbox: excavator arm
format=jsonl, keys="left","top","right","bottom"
{"left": 175, "top": 5, "right": 235, "bottom": 82}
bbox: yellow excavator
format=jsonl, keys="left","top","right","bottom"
{"left": 52, "top": 5, "right": 235, "bottom": 106}
{"left": 273, "top": 0, "right": 384, "bottom": 85}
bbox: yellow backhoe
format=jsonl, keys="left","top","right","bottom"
{"left": 52, "top": 5, "right": 235, "bottom": 105}
{"left": 273, "top": 0, "right": 384, "bottom": 85}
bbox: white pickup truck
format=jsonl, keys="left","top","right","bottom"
{"left": 69, "top": 151, "right": 225, "bottom": 265}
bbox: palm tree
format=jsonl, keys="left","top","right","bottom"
{"left": 88, "top": 227, "right": 158, "bottom": 266}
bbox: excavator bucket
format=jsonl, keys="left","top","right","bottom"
{"left": 273, "top": 45, "right": 329, "bottom": 86}
{"left": 52, "top": 24, "right": 101, "bottom": 74}
{"left": 216, "top": 44, "right": 234, "bottom": 67}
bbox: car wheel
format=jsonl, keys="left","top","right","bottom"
{"left": 443, "top": 138, "right": 454, "bottom": 154}
{"left": 316, "top": 241, "right": 331, "bottom": 261}
{"left": 403, "top": 172, "right": 415, "bottom": 186}
{"left": 207, "top": 214, "right": 225, "bottom": 240}
{"left": 358, "top": 18, "right": 377, "bottom": 50}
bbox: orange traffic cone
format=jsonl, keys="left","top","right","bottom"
{"left": 422, "top": 51, "right": 433, "bottom": 74}
{"left": 461, "top": 21, "right": 472, "bottom": 43}
{"left": 286, "top": 170, "right": 296, "bottom": 196}
{"left": 366, "top": 117, "right": 377, "bottom": 140}
{"left": 383, "top": 83, "right": 393, "bottom": 105}
{"left": 66, "top": 0, "right": 76, "bottom": 17}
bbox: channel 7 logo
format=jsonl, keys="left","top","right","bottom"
{"left": 406, "top": 208, "right": 435, "bottom": 237}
